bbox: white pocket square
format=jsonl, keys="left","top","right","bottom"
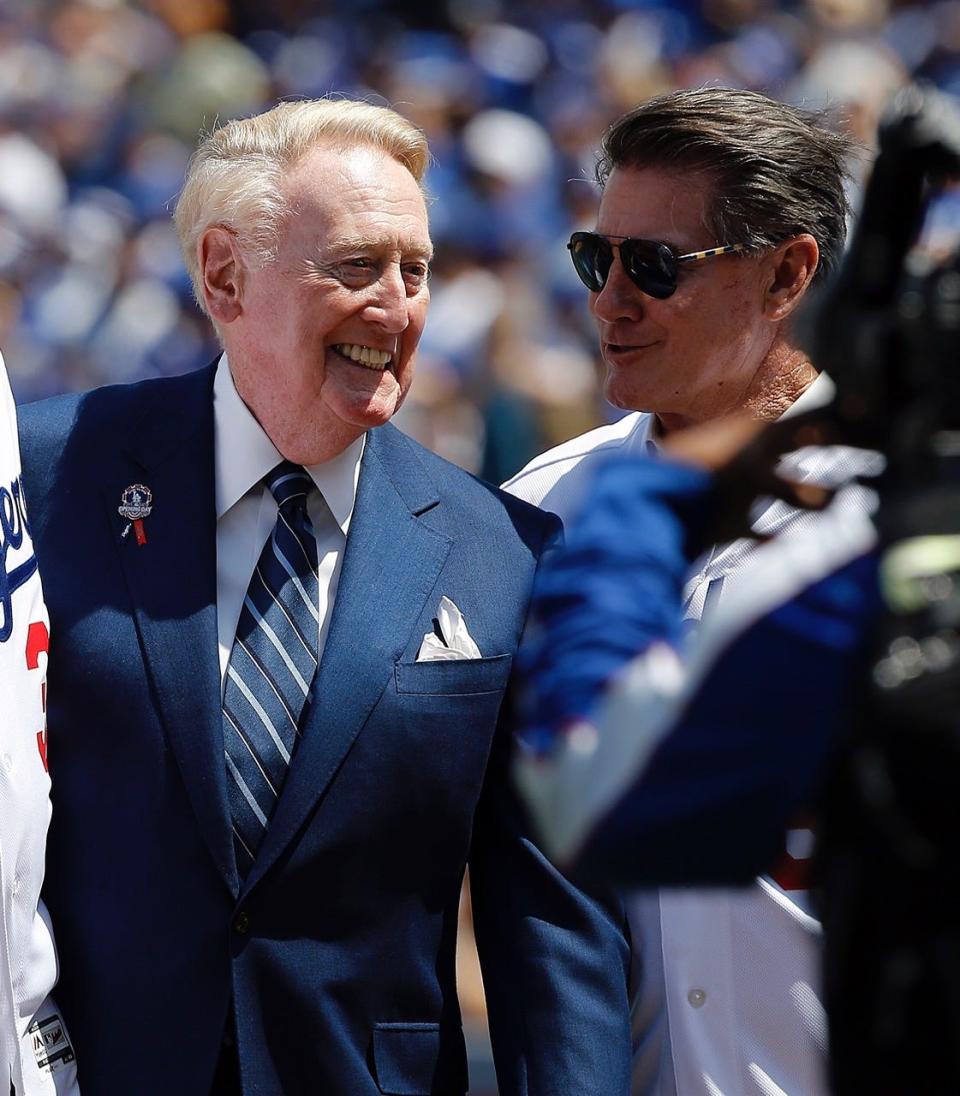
{"left": 416, "top": 596, "right": 482, "bottom": 662}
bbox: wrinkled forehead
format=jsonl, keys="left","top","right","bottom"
{"left": 598, "top": 164, "right": 717, "bottom": 246}
{"left": 285, "top": 143, "right": 426, "bottom": 207}
{"left": 283, "top": 143, "right": 432, "bottom": 253}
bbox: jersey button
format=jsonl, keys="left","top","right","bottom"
{"left": 687, "top": 988, "right": 707, "bottom": 1008}
{"left": 233, "top": 911, "right": 250, "bottom": 935}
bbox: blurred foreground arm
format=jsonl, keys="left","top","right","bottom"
{"left": 514, "top": 413, "right": 883, "bottom": 884}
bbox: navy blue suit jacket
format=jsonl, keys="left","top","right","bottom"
{"left": 19, "top": 364, "right": 631, "bottom": 1096}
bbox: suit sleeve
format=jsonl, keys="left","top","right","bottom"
{"left": 468, "top": 514, "right": 633, "bottom": 1096}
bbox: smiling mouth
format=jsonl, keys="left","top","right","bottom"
{"left": 605, "top": 341, "right": 657, "bottom": 356}
{"left": 332, "top": 343, "right": 394, "bottom": 371}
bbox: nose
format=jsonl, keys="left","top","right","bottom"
{"left": 589, "top": 257, "right": 646, "bottom": 324}
{"left": 365, "top": 265, "right": 411, "bottom": 333}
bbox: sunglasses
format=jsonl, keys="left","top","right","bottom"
{"left": 567, "top": 231, "right": 747, "bottom": 299}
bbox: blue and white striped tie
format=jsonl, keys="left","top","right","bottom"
{"left": 223, "top": 461, "right": 320, "bottom": 874}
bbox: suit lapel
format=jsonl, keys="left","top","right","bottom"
{"left": 245, "top": 425, "right": 452, "bottom": 891}
{"left": 107, "top": 364, "right": 238, "bottom": 896}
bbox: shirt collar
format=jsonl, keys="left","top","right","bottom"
{"left": 780, "top": 369, "right": 835, "bottom": 418}
{"left": 627, "top": 413, "right": 661, "bottom": 457}
{"left": 213, "top": 354, "right": 364, "bottom": 534}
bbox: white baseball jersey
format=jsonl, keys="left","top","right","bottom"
{"left": 0, "top": 354, "right": 77, "bottom": 1095}
{"left": 503, "top": 374, "right": 879, "bottom": 1096}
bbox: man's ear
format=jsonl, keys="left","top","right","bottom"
{"left": 198, "top": 226, "right": 245, "bottom": 325}
{"left": 764, "top": 234, "right": 819, "bottom": 321}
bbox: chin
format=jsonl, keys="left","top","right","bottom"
{"left": 354, "top": 375, "right": 410, "bottom": 426}
{"left": 603, "top": 377, "right": 645, "bottom": 413}
{"left": 339, "top": 391, "right": 403, "bottom": 431}
{"left": 356, "top": 406, "right": 397, "bottom": 429}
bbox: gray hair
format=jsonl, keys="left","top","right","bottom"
{"left": 596, "top": 87, "right": 854, "bottom": 283}
{"left": 173, "top": 98, "right": 430, "bottom": 313}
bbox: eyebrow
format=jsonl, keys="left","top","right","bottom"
{"left": 324, "top": 233, "right": 434, "bottom": 260}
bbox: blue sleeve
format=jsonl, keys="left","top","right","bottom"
{"left": 575, "top": 549, "right": 883, "bottom": 885}
{"left": 517, "top": 455, "right": 714, "bottom": 754}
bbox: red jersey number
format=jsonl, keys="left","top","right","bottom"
{"left": 25, "top": 620, "right": 49, "bottom": 771}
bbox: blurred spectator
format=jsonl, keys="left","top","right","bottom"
{"left": 6, "top": 0, "right": 950, "bottom": 483}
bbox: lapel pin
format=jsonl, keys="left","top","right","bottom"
{"left": 119, "top": 484, "right": 153, "bottom": 546}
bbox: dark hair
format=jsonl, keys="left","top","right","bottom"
{"left": 596, "top": 87, "right": 854, "bottom": 283}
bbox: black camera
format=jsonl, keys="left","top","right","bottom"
{"left": 811, "top": 85, "right": 960, "bottom": 1096}
{"left": 816, "top": 83, "right": 960, "bottom": 475}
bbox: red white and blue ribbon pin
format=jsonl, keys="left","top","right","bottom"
{"left": 119, "top": 484, "right": 153, "bottom": 546}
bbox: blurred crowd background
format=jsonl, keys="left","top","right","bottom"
{"left": 6, "top": 0, "right": 960, "bottom": 484}
{"left": 5, "top": 0, "right": 960, "bottom": 1088}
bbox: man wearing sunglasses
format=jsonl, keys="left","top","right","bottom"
{"left": 505, "top": 87, "right": 878, "bottom": 1096}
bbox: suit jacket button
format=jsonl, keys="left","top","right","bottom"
{"left": 233, "top": 911, "right": 250, "bottom": 935}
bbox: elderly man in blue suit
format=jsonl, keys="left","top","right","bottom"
{"left": 18, "top": 99, "right": 631, "bottom": 1096}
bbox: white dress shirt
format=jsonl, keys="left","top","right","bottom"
{"left": 213, "top": 356, "right": 363, "bottom": 685}
{"left": 503, "top": 373, "right": 882, "bottom": 1096}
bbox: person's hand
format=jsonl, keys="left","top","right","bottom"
{"left": 661, "top": 408, "right": 841, "bottom": 546}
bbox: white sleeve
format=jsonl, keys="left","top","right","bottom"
{"left": 0, "top": 353, "right": 79, "bottom": 1095}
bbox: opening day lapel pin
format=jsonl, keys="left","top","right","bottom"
{"left": 119, "top": 483, "right": 153, "bottom": 546}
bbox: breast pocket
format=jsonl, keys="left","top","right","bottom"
{"left": 394, "top": 653, "right": 513, "bottom": 697}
